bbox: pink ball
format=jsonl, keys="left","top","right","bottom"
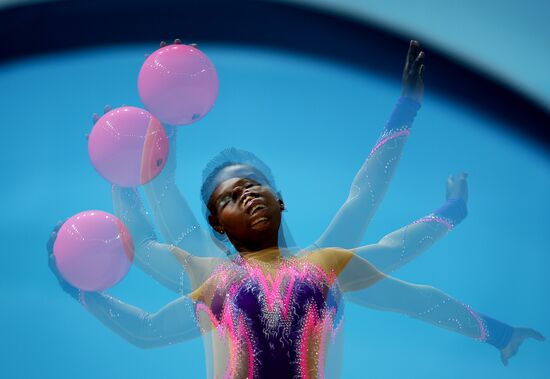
{"left": 138, "top": 44, "right": 219, "bottom": 125}
{"left": 53, "top": 211, "right": 134, "bottom": 291}
{"left": 88, "top": 106, "right": 169, "bottom": 187}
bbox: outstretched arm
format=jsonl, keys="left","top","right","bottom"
{"left": 353, "top": 173, "right": 468, "bottom": 273}
{"left": 47, "top": 227, "right": 201, "bottom": 349}
{"left": 312, "top": 41, "right": 425, "bottom": 249}
{"left": 83, "top": 292, "right": 200, "bottom": 349}
{"left": 332, "top": 250, "right": 545, "bottom": 365}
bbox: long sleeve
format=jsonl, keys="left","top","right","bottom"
{"left": 348, "top": 276, "right": 488, "bottom": 340}
{"left": 112, "top": 186, "right": 191, "bottom": 294}
{"left": 143, "top": 126, "right": 223, "bottom": 258}
{"left": 338, "top": 253, "right": 512, "bottom": 349}
{"left": 352, "top": 198, "right": 467, "bottom": 273}
{"left": 313, "top": 97, "right": 421, "bottom": 249}
{"left": 82, "top": 292, "right": 200, "bottom": 349}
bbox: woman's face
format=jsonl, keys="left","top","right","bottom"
{"left": 207, "top": 177, "right": 283, "bottom": 250}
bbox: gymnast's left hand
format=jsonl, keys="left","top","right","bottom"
{"left": 401, "top": 40, "right": 425, "bottom": 104}
{"left": 500, "top": 327, "right": 545, "bottom": 366}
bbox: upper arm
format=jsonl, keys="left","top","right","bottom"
{"left": 305, "top": 248, "right": 385, "bottom": 291}
{"left": 338, "top": 253, "right": 387, "bottom": 292}
{"left": 306, "top": 248, "right": 386, "bottom": 292}
{"left": 169, "top": 246, "right": 226, "bottom": 290}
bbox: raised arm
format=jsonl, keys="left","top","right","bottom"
{"left": 353, "top": 173, "right": 468, "bottom": 273}
{"left": 141, "top": 40, "right": 223, "bottom": 258}
{"left": 312, "top": 41, "right": 424, "bottom": 250}
{"left": 142, "top": 124, "right": 223, "bottom": 258}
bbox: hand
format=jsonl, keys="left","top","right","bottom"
{"left": 500, "top": 327, "right": 545, "bottom": 366}
{"left": 446, "top": 172, "right": 468, "bottom": 204}
{"left": 86, "top": 105, "right": 116, "bottom": 141}
{"left": 89, "top": 105, "right": 178, "bottom": 177}
{"left": 145, "top": 38, "right": 199, "bottom": 59}
{"left": 401, "top": 40, "right": 425, "bottom": 103}
{"left": 47, "top": 220, "right": 81, "bottom": 301}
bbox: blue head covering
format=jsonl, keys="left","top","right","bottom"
{"left": 201, "top": 148, "right": 296, "bottom": 255}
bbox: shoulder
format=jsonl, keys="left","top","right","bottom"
{"left": 302, "top": 248, "right": 355, "bottom": 277}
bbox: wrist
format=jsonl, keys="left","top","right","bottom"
{"left": 479, "top": 314, "right": 514, "bottom": 350}
{"left": 433, "top": 198, "right": 468, "bottom": 227}
{"left": 385, "top": 96, "right": 421, "bottom": 133}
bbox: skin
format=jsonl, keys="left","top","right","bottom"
{"left": 207, "top": 176, "right": 285, "bottom": 255}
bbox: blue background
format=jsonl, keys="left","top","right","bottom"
{"left": 1, "top": 41, "right": 548, "bottom": 378}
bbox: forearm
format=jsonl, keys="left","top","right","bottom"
{"left": 314, "top": 97, "right": 421, "bottom": 249}
{"left": 144, "top": 175, "right": 221, "bottom": 257}
{"left": 112, "top": 186, "right": 191, "bottom": 294}
{"left": 82, "top": 292, "right": 200, "bottom": 349}
{"left": 143, "top": 127, "right": 221, "bottom": 258}
{"left": 353, "top": 198, "right": 467, "bottom": 273}
{"left": 346, "top": 277, "right": 512, "bottom": 347}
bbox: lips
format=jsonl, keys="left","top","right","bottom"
{"left": 243, "top": 197, "right": 266, "bottom": 216}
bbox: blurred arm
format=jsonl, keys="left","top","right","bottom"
{"left": 83, "top": 292, "right": 200, "bottom": 349}
{"left": 352, "top": 196, "right": 467, "bottom": 273}
{"left": 312, "top": 97, "right": 420, "bottom": 249}
{"left": 112, "top": 186, "right": 222, "bottom": 294}
{"left": 312, "top": 41, "right": 424, "bottom": 250}
{"left": 143, "top": 125, "right": 223, "bottom": 258}
{"left": 339, "top": 252, "right": 516, "bottom": 352}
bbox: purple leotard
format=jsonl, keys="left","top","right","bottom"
{"left": 195, "top": 257, "right": 343, "bottom": 379}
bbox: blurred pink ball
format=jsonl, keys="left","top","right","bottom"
{"left": 138, "top": 44, "right": 219, "bottom": 125}
{"left": 53, "top": 210, "right": 134, "bottom": 291}
{"left": 88, "top": 106, "right": 169, "bottom": 187}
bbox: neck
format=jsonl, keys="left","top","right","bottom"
{"left": 231, "top": 232, "right": 280, "bottom": 256}
{"left": 240, "top": 247, "right": 283, "bottom": 263}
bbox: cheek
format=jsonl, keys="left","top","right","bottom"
{"left": 219, "top": 207, "right": 247, "bottom": 230}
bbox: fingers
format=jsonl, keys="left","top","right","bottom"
{"left": 411, "top": 51, "right": 425, "bottom": 74}
{"left": 160, "top": 39, "right": 196, "bottom": 48}
{"left": 46, "top": 220, "right": 65, "bottom": 255}
{"left": 103, "top": 105, "right": 112, "bottom": 114}
{"left": 406, "top": 40, "right": 420, "bottom": 67}
{"left": 526, "top": 328, "right": 546, "bottom": 341}
{"left": 46, "top": 231, "right": 57, "bottom": 254}
{"left": 92, "top": 113, "right": 100, "bottom": 124}
{"left": 54, "top": 220, "right": 65, "bottom": 232}
{"left": 500, "top": 352, "right": 509, "bottom": 366}
{"left": 448, "top": 172, "right": 469, "bottom": 182}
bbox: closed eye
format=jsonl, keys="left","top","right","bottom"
{"left": 218, "top": 195, "right": 231, "bottom": 208}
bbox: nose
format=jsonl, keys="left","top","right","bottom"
{"left": 232, "top": 185, "right": 257, "bottom": 204}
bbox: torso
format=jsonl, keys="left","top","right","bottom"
{"left": 191, "top": 249, "right": 350, "bottom": 379}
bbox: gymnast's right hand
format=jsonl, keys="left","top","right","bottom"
{"left": 47, "top": 220, "right": 81, "bottom": 301}
{"left": 401, "top": 40, "right": 425, "bottom": 104}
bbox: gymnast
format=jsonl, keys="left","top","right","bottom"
{"left": 48, "top": 41, "right": 543, "bottom": 378}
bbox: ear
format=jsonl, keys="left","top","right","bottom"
{"left": 208, "top": 214, "right": 224, "bottom": 234}
{"left": 278, "top": 199, "right": 285, "bottom": 211}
